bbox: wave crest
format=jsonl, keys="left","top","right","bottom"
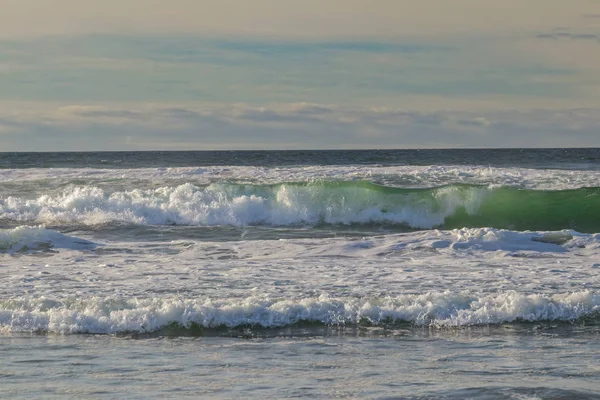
{"left": 1, "top": 182, "right": 599, "bottom": 232}
{"left": 1, "top": 291, "right": 599, "bottom": 334}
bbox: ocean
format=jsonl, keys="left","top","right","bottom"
{"left": 1, "top": 149, "right": 600, "bottom": 399}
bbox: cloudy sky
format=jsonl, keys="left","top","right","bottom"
{"left": 1, "top": 0, "right": 599, "bottom": 150}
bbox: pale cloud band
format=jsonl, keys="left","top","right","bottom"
{"left": 1, "top": 103, "right": 598, "bottom": 151}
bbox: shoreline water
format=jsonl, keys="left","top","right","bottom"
{"left": 3, "top": 327, "right": 600, "bottom": 399}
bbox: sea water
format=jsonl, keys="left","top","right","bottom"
{"left": 1, "top": 149, "right": 600, "bottom": 399}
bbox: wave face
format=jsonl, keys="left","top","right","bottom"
{"left": 1, "top": 291, "right": 598, "bottom": 334}
{"left": 1, "top": 182, "right": 599, "bottom": 232}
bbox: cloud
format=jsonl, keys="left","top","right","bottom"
{"left": 59, "top": 106, "right": 147, "bottom": 120}
{"left": 1, "top": 103, "right": 598, "bottom": 151}
{"left": 213, "top": 40, "right": 448, "bottom": 57}
{"left": 536, "top": 31, "right": 600, "bottom": 41}
{"left": 456, "top": 117, "right": 492, "bottom": 127}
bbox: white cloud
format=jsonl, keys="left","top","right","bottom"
{"left": 537, "top": 31, "right": 600, "bottom": 41}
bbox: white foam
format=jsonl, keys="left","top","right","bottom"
{"left": 226, "top": 228, "right": 599, "bottom": 259}
{"left": 0, "top": 226, "right": 96, "bottom": 252}
{"left": 1, "top": 165, "right": 599, "bottom": 189}
{"left": 423, "top": 228, "right": 594, "bottom": 253}
{"left": 1, "top": 228, "right": 598, "bottom": 331}
{"left": 1, "top": 291, "right": 598, "bottom": 334}
{"left": 0, "top": 183, "right": 489, "bottom": 228}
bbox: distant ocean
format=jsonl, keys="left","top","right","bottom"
{"left": 2, "top": 149, "right": 600, "bottom": 399}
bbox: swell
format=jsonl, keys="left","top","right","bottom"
{"left": 1, "top": 182, "right": 599, "bottom": 232}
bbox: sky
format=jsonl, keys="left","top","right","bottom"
{"left": 1, "top": 1, "right": 599, "bottom": 150}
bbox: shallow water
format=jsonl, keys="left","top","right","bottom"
{"left": 2, "top": 326, "right": 600, "bottom": 399}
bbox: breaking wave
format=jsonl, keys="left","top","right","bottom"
{"left": 1, "top": 182, "right": 599, "bottom": 232}
{"left": 1, "top": 291, "right": 599, "bottom": 334}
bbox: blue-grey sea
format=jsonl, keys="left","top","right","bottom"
{"left": 1, "top": 149, "right": 600, "bottom": 399}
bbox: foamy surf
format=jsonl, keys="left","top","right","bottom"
{"left": 0, "top": 226, "right": 96, "bottom": 252}
{"left": 2, "top": 182, "right": 599, "bottom": 232}
{"left": 1, "top": 165, "right": 600, "bottom": 189}
{"left": 1, "top": 291, "right": 598, "bottom": 334}
{"left": 177, "top": 228, "right": 599, "bottom": 261}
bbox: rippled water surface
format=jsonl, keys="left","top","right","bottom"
{"left": 2, "top": 327, "right": 600, "bottom": 399}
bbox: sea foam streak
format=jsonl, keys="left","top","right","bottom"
{"left": 2, "top": 182, "right": 599, "bottom": 232}
{"left": 1, "top": 291, "right": 599, "bottom": 334}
